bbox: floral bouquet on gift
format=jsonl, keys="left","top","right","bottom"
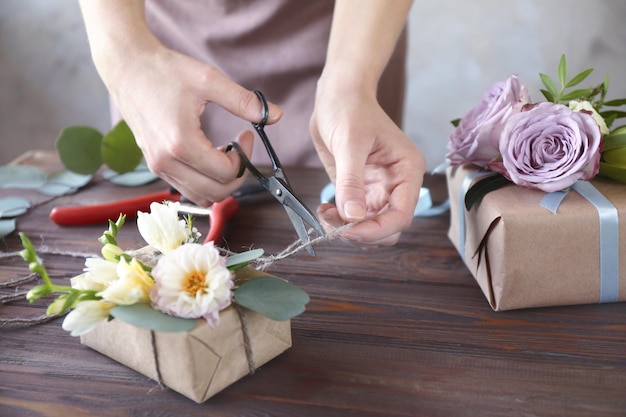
{"left": 20, "top": 201, "right": 309, "bottom": 336}
{"left": 447, "top": 55, "right": 626, "bottom": 207}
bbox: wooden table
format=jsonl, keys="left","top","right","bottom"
{"left": 1, "top": 151, "right": 625, "bottom": 417}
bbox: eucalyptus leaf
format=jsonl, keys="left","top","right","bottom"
{"left": 0, "top": 197, "right": 30, "bottom": 218}
{"left": 0, "top": 165, "right": 47, "bottom": 189}
{"left": 55, "top": 126, "right": 104, "bottom": 175}
{"left": 103, "top": 165, "right": 158, "bottom": 186}
{"left": 234, "top": 276, "right": 309, "bottom": 321}
{"left": 101, "top": 120, "right": 143, "bottom": 174}
{"left": 226, "top": 248, "right": 265, "bottom": 269}
{"left": 37, "top": 171, "right": 93, "bottom": 196}
{"left": 110, "top": 303, "right": 198, "bottom": 332}
{"left": 0, "top": 219, "right": 16, "bottom": 239}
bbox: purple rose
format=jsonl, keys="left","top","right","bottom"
{"left": 447, "top": 74, "right": 530, "bottom": 167}
{"left": 489, "top": 102, "right": 602, "bottom": 193}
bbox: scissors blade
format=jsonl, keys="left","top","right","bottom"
{"left": 284, "top": 205, "right": 316, "bottom": 256}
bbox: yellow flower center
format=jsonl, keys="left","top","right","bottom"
{"left": 183, "top": 270, "right": 207, "bottom": 295}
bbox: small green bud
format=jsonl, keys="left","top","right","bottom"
{"left": 46, "top": 297, "right": 68, "bottom": 315}
{"left": 26, "top": 284, "right": 51, "bottom": 302}
{"left": 101, "top": 244, "right": 123, "bottom": 262}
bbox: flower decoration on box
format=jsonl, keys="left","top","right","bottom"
{"left": 447, "top": 55, "right": 626, "bottom": 209}
{"left": 19, "top": 201, "right": 309, "bottom": 336}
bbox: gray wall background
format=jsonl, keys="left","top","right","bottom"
{"left": 2, "top": 0, "right": 626, "bottom": 170}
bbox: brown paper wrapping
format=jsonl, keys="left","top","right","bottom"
{"left": 80, "top": 267, "right": 292, "bottom": 403}
{"left": 447, "top": 164, "right": 626, "bottom": 311}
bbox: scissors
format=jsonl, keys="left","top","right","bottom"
{"left": 225, "top": 90, "right": 325, "bottom": 255}
{"left": 50, "top": 91, "right": 324, "bottom": 254}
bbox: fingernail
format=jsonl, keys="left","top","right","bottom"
{"left": 343, "top": 200, "right": 365, "bottom": 221}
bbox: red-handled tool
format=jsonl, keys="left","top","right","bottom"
{"left": 178, "top": 196, "right": 241, "bottom": 244}
{"left": 49, "top": 189, "right": 180, "bottom": 226}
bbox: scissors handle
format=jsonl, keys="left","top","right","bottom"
{"left": 203, "top": 196, "right": 240, "bottom": 244}
{"left": 49, "top": 189, "right": 179, "bottom": 226}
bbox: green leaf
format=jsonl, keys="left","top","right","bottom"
{"left": 226, "top": 248, "right": 265, "bottom": 270}
{"left": 540, "top": 89, "right": 555, "bottom": 103}
{"left": 599, "top": 161, "right": 626, "bottom": 184}
{"left": 565, "top": 68, "right": 593, "bottom": 88}
{"left": 450, "top": 118, "right": 460, "bottom": 128}
{"left": 600, "top": 110, "right": 626, "bottom": 121}
{"left": 539, "top": 73, "right": 558, "bottom": 101}
{"left": 560, "top": 88, "right": 593, "bottom": 102}
{"left": 602, "top": 147, "right": 626, "bottom": 165}
{"left": 0, "top": 165, "right": 47, "bottom": 189}
{"left": 101, "top": 120, "right": 142, "bottom": 174}
{"left": 55, "top": 126, "right": 104, "bottom": 175}
{"left": 465, "top": 174, "right": 511, "bottom": 211}
{"left": 0, "top": 219, "right": 16, "bottom": 239}
{"left": 604, "top": 98, "right": 626, "bottom": 107}
{"left": 234, "top": 276, "right": 309, "bottom": 321}
{"left": 557, "top": 54, "right": 567, "bottom": 88}
{"left": 0, "top": 197, "right": 30, "bottom": 218}
{"left": 602, "top": 133, "right": 626, "bottom": 151}
{"left": 102, "top": 161, "right": 158, "bottom": 186}
{"left": 37, "top": 171, "right": 93, "bottom": 196}
{"left": 110, "top": 303, "right": 198, "bottom": 332}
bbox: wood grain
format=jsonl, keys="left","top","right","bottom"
{"left": 1, "top": 151, "right": 625, "bottom": 417}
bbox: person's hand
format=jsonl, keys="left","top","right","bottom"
{"left": 310, "top": 86, "right": 425, "bottom": 248}
{"left": 106, "top": 43, "right": 283, "bottom": 206}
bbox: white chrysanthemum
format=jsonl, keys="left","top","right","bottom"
{"left": 137, "top": 201, "right": 189, "bottom": 254}
{"left": 71, "top": 257, "right": 119, "bottom": 292}
{"left": 62, "top": 300, "right": 115, "bottom": 337}
{"left": 150, "top": 242, "right": 233, "bottom": 327}
{"left": 97, "top": 257, "right": 153, "bottom": 305}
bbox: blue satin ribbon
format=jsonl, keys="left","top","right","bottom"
{"left": 540, "top": 181, "right": 619, "bottom": 303}
{"left": 458, "top": 170, "right": 494, "bottom": 261}
{"left": 319, "top": 184, "right": 450, "bottom": 218}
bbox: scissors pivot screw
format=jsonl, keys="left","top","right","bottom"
{"left": 275, "top": 189, "right": 283, "bottom": 197}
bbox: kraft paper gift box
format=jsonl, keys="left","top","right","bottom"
{"left": 80, "top": 267, "right": 292, "bottom": 403}
{"left": 447, "top": 164, "right": 626, "bottom": 311}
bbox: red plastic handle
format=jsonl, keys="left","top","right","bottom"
{"left": 49, "top": 189, "right": 180, "bottom": 226}
{"left": 204, "top": 196, "right": 240, "bottom": 244}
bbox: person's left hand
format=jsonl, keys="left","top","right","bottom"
{"left": 310, "top": 86, "right": 426, "bottom": 248}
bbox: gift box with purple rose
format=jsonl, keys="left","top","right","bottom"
{"left": 446, "top": 56, "right": 626, "bottom": 310}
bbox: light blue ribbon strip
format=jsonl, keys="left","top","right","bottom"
{"left": 571, "top": 181, "right": 620, "bottom": 303}
{"left": 319, "top": 183, "right": 450, "bottom": 218}
{"left": 540, "top": 190, "right": 569, "bottom": 214}
{"left": 458, "top": 170, "right": 495, "bottom": 261}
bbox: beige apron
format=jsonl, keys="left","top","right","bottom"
{"left": 112, "top": 0, "right": 407, "bottom": 168}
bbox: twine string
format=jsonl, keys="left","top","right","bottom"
{"left": 0, "top": 224, "right": 351, "bottom": 329}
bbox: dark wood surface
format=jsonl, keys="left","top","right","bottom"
{"left": 1, "top": 151, "right": 625, "bottom": 417}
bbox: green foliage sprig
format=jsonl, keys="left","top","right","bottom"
{"left": 539, "top": 54, "right": 626, "bottom": 130}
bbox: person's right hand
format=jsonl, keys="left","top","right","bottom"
{"left": 107, "top": 43, "right": 283, "bottom": 206}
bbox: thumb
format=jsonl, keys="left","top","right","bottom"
{"left": 334, "top": 154, "right": 367, "bottom": 223}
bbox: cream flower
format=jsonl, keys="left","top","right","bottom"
{"left": 62, "top": 300, "right": 115, "bottom": 337}
{"left": 97, "top": 257, "right": 153, "bottom": 305}
{"left": 569, "top": 100, "right": 610, "bottom": 135}
{"left": 150, "top": 242, "right": 233, "bottom": 327}
{"left": 137, "top": 201, "right": 189, "bottom": 254}
{"left": 71, "top": 257, "right": 119, "bottom": 292}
